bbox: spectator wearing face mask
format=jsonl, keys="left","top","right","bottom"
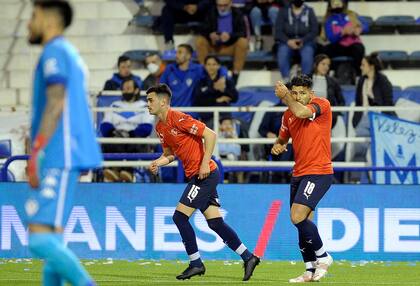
{"left": 142, "top": 52, "right": 167, "bottom": 91}
{"left": 274, "top": 0, "right": 318, "bottom": 80}
{"left": 321, "top": 0, "right": 368, "bottom": 76}
{"left": 100, "top": 78, "right": 155, "bottom": 182}
{"left": 104, "top": 55, "right": 142, "bottom": 90}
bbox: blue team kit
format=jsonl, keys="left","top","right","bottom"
{"left": 27, "top": 36, "right": 102, "bottom": 228}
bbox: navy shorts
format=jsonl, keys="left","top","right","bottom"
{"left": 179, "top": 169, "right": 221, "bottom": 212}
{"left": 290, "top": 174, "right": 333, "bottom": 210}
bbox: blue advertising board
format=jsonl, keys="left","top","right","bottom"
{"left": 0, "top": 183, "right": 419, "bottom": 261}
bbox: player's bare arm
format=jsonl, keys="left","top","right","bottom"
{"left": 28, "top": 84, "right": 65, "bottom": 188}
{"left": 149, "top": 147, "right": 175, "bottom": 175}
{"left": 271, "top": 136, "right": 288, "bottom": 156}
{"left": 199, "top": 127, "right": 217, "bottom": 180}
{"left": 37, "top": 84, "right": 65, "bottom": 140}
{"left": 275, "top": 81, "right": 313, "bottom": 119}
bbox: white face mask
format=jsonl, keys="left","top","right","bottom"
{"left": 147, "top": 63, "right": 159, "bottom": 74}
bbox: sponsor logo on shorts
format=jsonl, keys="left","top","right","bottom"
{"left": 25, "top": 199, "right": 39, "bottom": 217}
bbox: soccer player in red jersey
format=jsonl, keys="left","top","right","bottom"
{"left": 146, "top": 84, "right": 260, "bottom": 281}
{"left": 272, "top": 75, "right": 334, "bottom": 283}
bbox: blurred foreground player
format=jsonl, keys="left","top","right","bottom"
{"left": 147, "top": 84, "right": 260, "bottom": 281}
{"left": 271, "top": 75, "right": 333, "bottom": 282}
{"left": 26, "top": 1, "right": 102, "bottom": 285}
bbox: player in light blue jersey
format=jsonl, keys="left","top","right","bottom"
{"left": 25, "top": 1, "right": 102, "bottom": 285}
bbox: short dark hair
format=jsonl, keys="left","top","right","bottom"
{"left": 204, "top": 55, "right": 221, "bottom": 65}
{"left": 34, "top": 0, "right": 73, "bottom": 28}
{"left": 289, "top": 74, "right": 313, "bottom": 89}
{"left": 178, "top": 44, "right": 194, "bottom": 56}
{"left": 118, "top": 55, "right": 131, "bottom": 66}
{"left": 121, "top": 78, "right": 139, "bottom": 90}
{"left": 146, "top": 83, "right": 172, "bottom": 99}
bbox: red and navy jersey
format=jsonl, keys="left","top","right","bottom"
{"left": 156, "top": 109, "right": 217, "bottom": 178}
{"left": 279, "top": 97, "right": 333, "bottom": 177}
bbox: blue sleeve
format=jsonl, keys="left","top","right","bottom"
{"left": 324, "top": 16, "right": 342, "bottom": 44}
{"left": 160, "top": 67, "right": 169, "bottom": 84}
{"left": 41, "top": 47, "right": 68, "bottom": 86}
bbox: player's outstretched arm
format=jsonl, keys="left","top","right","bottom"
{"left": 149, "top": 147, "right": 175, "bottom": 175}
{"left": 275, "top": 81, "right": 312, "bottom": 119}
{"left": 28, "top": 84, "right": 65, "bottom": 188}
{"left": 199, "top": 127, "right": 217, "bottom": 179}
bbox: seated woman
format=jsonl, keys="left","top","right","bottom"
{"left": 322, "top": 0, "right": 369, "bottom": 82}
{"left": 193, "top": 55, "right": 238, "bottom": 128}
{"left": 352, "top": 52, "right": 395, "bottom": 158}
{"left": 311, "top": 54, "right": 346, "bottom": 160}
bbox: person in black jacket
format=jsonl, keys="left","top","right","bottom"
{"left": 351, "top": 53, "right": 394, "bottom": 167}
{"left": 193, "top": 55, "right": 238, "bottom": 127}
{"left": 160, "top": 0, "right": 210, "bottom": 50}
{"left": 311, "top": 54, "right": 346, "bottom": 160}
{"left": 353, "top": 53, "right": 395, "bottom": 131}
{"left": 195, "top": 0, "right": 249, "bottom": 84}
{"left": 103, "top": 55, "right": 142, "bottom": 91}
{"left": 274, "top": 0, "right": 318, "bottom": 80}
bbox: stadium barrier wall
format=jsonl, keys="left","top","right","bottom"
{"left": 0, "top": 183, "right": 419, "bottom": 261}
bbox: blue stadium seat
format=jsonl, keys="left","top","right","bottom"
{"left": 399, "top": 87, "right": 420, "bottom": 104}
{"left": 408, "top": 51, "right": 420, "bottom": 67}
{"left": 233, "top": 86, "right": 278, "bottom": 123}
{"left": 340, "top": 85, "right": 356, "bottom": 106}
{"left": 96, "top": 94, "right": 121, "bottom": 136}
{"left": 376, "top": 50, "right": 409, "bottom": 68}
{"left": 131, "top": 15, "right": 155, "bottom": 28}
{"left": 0, "top": 139, "right": 11, "bottom": 159}
{"left": 375, "top": 15, "right": 416, "bottom": 26}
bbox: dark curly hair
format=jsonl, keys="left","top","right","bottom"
{"left": 289, "top": 74, "right": 313, "bottom": 89}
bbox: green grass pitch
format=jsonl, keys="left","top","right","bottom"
{"left": 0, "top": 259, "right": 419, "bottom": 285}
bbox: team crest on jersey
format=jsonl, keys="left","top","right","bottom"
{"left": 186, "top": 78, "right": 193, "bottom": 87}
{"left": 172, "top": 79, "right": 178, "bottom": 85}
{"left": 170, "top": 128, "right": 179, "bottom": 136}
{"left": 44, "top": 58, "right": 59, "bottom": 77}
{"left": 189, "top": 124, "right": 198, "bottom": 135}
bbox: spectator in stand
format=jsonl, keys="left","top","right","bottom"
{"left": 100, "top": 78, "right": 154, "bottom": 182}
{"left": 160, "top": 0, "right": 210, "bottom": 51}
{"left": 353, "top": 53, "right": 394, "bottom": 141}
{"left": 193, "top": 55, "right": 238, "bottom": 127}
{"left": 219, "top": 117, "right": 242, "bottom": 162}
{"left": 322, "top": 0, "right": 368, "bottom": 78}
{"left": 249, "top": 0, "right": 281, "bottom": 51}
{"left": 104, "top": 55, "right": 142, "bottom": 90}
{"left": 142, "top": 52, "right": 166, "bottom": 91}
{"left": 195, "top": 0, "right": 249, "bottom": 85}
{"left": 160, "top": 44, "right": 204, "bottom": 107}
{"left": 310, "top": 54, "right": 345, "bottom": 159}
{"left": 350, "top": 53, "right": 394, "bottom": 182}
{"left": 274, "top": 0, "right": 318, "bottom": 80}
